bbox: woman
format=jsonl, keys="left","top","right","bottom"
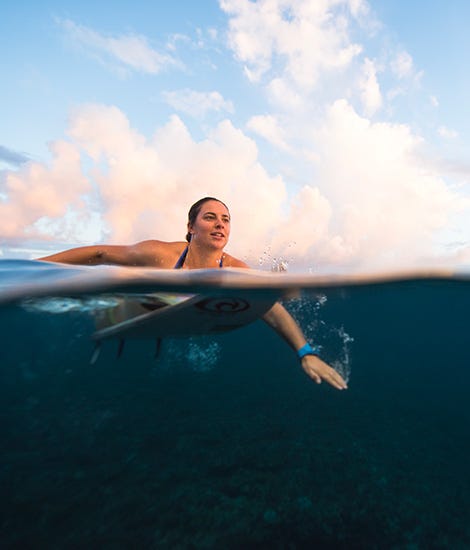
{"left": 40, "top": 197, "right": 347, "bottom": 390}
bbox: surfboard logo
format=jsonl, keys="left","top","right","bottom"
{"left": 195, "top": 297, "right": 250, "bottom": 313}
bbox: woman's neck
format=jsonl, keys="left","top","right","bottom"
{"left": 183, "top": 244, "right": 224, "bottom": 269}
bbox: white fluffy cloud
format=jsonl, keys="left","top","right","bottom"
{"left": 57, "top": 18, "right": 180, "bottom": 75}
{"left": 308, "top": 100, "right": 464, "bottom": 266}
{"left": 2, "top": 3, "right": 467, "bottom": 270}
{"left": 161, "top": 89, "right": 234, "bottom": 118}
{"left": 1, "top": 105, "right": 286, "bottom": 260}
{"left": 1, "top": 102, "right": 466, "bottom": 269}
{"left": 0, "top": 140, "right": 91, "bottom": 238}
{"left": 247, "top": 114, "right": 290, "bottom": 151}
{"left": 220, "top": 0, "right": 363, "bottom": 92}
{"left": 358, "top": 58, "right": 382, "bottom": 116}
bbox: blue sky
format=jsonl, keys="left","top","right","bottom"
{"left": 1, "top": 0, "right": 469, "bottom": 270}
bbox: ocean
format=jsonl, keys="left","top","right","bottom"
{"left": 1, "top": 259, "right": 469, "bottom": 548}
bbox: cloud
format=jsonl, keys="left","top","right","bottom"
{"left": 435, "top": 158, "right": 470, "bottom": 179}
{"left": 266, "top": 78, "right": 303, "bottom": 110}
{"left": 390, "top": 50, "right": 414, "bottom": 79}
{"left": 438, "top": 126, "right": 458, "bottom": 140}
{"left": 307, "top": 99, "right": 465, "bottom": 267}
{"left": 161, "top": 89, "right": 234, "bottom": 118}
{"left": 271, "top": 185, "right": 332, "bottom": 258}
{"left": 2, "top": 102, "right": 467, "bottom": 270}
{"left": 57, "top": 18, "right": 180, "bottom": 75}
{"left": 165, "top": 33, "right": 191, "bottom": 52}
{"left": 0, "top": 140, "right": 92, "bottom": 239}
{"left": 358, "top": 57, "right": 382, "bottom": 116}
{"left": 0, "top": 145, "right": 30, "bottom": 167}
{"left": 3, "top": 6, "right": 467, "bottom": 270}
{"left": 1, "top": 105, "right": 286, "bottom": 259}
{"left": 247, "top": 114, "right": 290, "bottom": 151}
{"left": 220, "top": 0, "right": 363, "bottom": 92}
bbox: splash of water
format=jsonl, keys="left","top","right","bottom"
{"left": 284, "top": 294, "right": 353, "bottom": 383}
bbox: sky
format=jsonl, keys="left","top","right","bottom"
{"left": 1, "top": 0, "right": 470, "bottom": 271}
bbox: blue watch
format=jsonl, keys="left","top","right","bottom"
{"left": 297, "top": 343, "right": 321, "bottom": 359}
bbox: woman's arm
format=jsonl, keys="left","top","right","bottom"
{"left": 39, "top": 245, "right": 134, "bottom": 265}
{"left": 263, "top": 302, "right": 348, "bottom": 390}
{"left": 38, "top": 240, "right": 174, "bottom": 267}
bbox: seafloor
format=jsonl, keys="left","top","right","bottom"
{"left": 1, "top": 282, "right": 469, "bottom": 548}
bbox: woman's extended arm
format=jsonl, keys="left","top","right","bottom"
{"left": 39, "top": 245, "right": 135, "bottom": 265}
{"left": 263, "top": 302, "right": 348, "bottom": 390}
{"left": 38, "top": 240, "right": 173, "bottom": 267}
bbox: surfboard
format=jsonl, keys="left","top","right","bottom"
{"left": 2, "top": 262, "right": 468, "bottom": 343}
{"left": 92, "top": 290, "right": 279, "bottom": 341}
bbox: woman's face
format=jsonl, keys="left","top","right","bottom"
{"left": 188, "top": 200, "right": 231, "bottom": 249}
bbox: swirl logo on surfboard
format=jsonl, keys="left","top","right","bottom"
{"left": 195, "top": 297, "right": 250, "bottom": 313}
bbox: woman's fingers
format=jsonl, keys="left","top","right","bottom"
{"left": 301, "top": 356, "right": 348, "bottom": 390}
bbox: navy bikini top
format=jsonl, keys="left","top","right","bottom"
{"left": 174, "top": 246, "right": 224, "bottom": 269}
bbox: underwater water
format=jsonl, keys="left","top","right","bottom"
{"left": 0, "top": 260, "right": 469, "bottom": 548}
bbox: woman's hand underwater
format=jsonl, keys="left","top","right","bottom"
{"left": 300, "top": 355, "right": 348, "bottom": 390}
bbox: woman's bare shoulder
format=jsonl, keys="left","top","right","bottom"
{"left": 132, "top": 239, "right": 186, "bottom": 252}
{"left": 129, "top": 240, "right": 187, "bottom": 267}
{"left": 223, "top": 253, "right": 250, "bottom": 269}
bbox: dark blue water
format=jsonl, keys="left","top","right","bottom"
{"left": 1, "top": 261, "right": 469, "bottom": 548}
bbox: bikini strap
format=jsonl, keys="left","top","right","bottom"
{"left": 174, "top": 246, "right": 188, "bottom": 269}
{"left": 174, "top": 246, "right": 224, "bottom": 269}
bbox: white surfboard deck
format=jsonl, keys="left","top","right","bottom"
{"left": 92, "top": 291, "right": 278, "bottom": 340}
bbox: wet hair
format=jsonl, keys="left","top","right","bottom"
{"left": 186, "top": 197, "right": 229, "bottom": 242}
